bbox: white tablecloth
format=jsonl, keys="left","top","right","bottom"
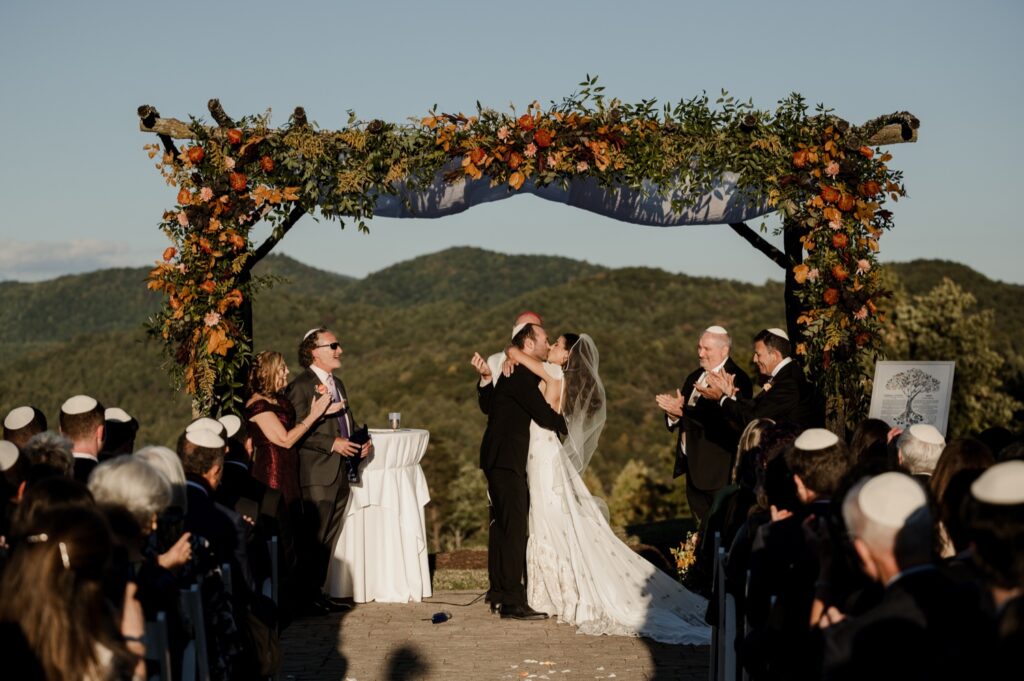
{"left": 325, "top": 428, "right": 432, "bottom": 603}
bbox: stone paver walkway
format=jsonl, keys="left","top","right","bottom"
{"left": 281, "top": 591, "right": 709, "bottom": 681}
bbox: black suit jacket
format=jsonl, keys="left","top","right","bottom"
{"left": 478, "top": 366, "right": 567, "bottom": 476}
{"left": 285, "top": 368, "right": 357, "bottom": 489}
{"left": 721, "top": 359, "right": 820, "bottom": 429}
{"left": 72, "top": 455, "right": 98, "bottom": 484}
{"left": 185, "top": 478, "right": 253, "bottom": 594}
{"left": 669, "top": 357, "right": 753, "bottom": 487}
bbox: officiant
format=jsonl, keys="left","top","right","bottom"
{"left": 286, "top": 327, "right": 371, "bottom": 614}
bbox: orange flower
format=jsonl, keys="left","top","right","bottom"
{"left": 187, "top": 146, "right": 205, "bottom": 164}
{"left": 534, "top": 129, "right": 553, "bottom": 148}
{"left": 470, "top": 147, "right": 486, "bottom": 165}
{"left": 229, "top": 172, "right": 248, "bottom": 192}
{"left": 206, "top": 327, "right": 234, "bottom": 356}
{"left": 259, "top": 155, "right": 275, "bottom": 172}
{"left": 792, "top": 149, "right": 808, "bottom": 168}
{"left": 200, "top": 279, "right": 217, "bottom": 294}
{"left": 793, "top": 263, "right": 809, "bottom": 284}
{"left": 508, "top": 171, "right": 525, "bottom": 190}
{"left": 861, "top": 180, "right": 881, "bottom": 196}
{"left": 832, "top": 233, "right": 849, "bottom": 249}
{"left": 832, "top": 264, "right": 849, "bottom": 282}
{"left": 508, "top": 151, "right": 523, "bottom": 169}
{"left": 859, "top": 146, "right": 874, "bottom": 159}
{"left": 217, "top": 288, "right": 243, "bottom": 313}
{"left": 227, "top": 232, "right": 246, "bottom": 250}
{"left": 823, "top": 288, "right": 840, "bottom": 305}
{"left": 855, "top": 332, "right": 871, "bottom": 347}
{"left": 517, "top": 114, "right": 534, "bottom": 131}
{"left": 820, "top": 186, "right": 841, "bottom": 204}
{"left": 227, "top": 129, "right": 243, "bottom": 145}
{"left": 838, "top": 194, "right": 855, "bottom": 212}
{"left": 162, "top": 246, "right": 176, "bottom": 262}
{"left": 177, "top": 188, "right": 191, "bottom": 205}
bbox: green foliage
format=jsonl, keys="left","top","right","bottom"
{"left": 608, "top": 459, "right": 679, "bottom": 529}
{"left": 882, "top": 277, "right": 1022, "bottom": 436}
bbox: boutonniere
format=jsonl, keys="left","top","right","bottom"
{"left": 315, "top": 384, "right": 328, "bottom": 396}
{"left": 762, "top": 381, "right": 773, "bottom": 392}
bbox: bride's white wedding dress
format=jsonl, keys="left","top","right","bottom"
{"left": 525, "top": 362, "right": 710, "bottom": 645}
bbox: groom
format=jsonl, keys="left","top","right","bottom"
{"left": 473, "top": 323, "right": 566, "bottom": 620}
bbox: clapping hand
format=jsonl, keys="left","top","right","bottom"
{"left": 310, "top": 392, "right": 334, "bottom": 419}
{"left": 698, "top": 371, "right": 734, "bottom": 401}
{"left": 470, "top": 352, "right": 493, "bottom": 383}
{"left": 655, "top": 389, "right": 685, "bottom": 419}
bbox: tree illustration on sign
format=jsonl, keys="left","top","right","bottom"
{"left": 886, "top": 368, "right": 942, "bottom": 427}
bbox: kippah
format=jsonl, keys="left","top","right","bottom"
{"left": 0, "top": 440, "right": 19, "bottom": 471}
{"left": 218, "top": 414, "right": 242, "bottom": 438}
{"left": 511, "top": 322, "right": 528, "bottom": 340}
{"left": 185, "top": 417, "right": 225, "bottom": 435}
{"left": 767, "top": 328, "right": 789, "bottom": 341}
{"left": 859, "top": 472, "right": 927, "bottom": 527}
{"left": 705, "top": 325, "right": 728, "bottom": 335}
{"left": 971, "top": 460, "right": 1024, "bottom": 505}
{"left": 908, "top": 423, "right": 945, "bottom": 446}
{"left": 105, "top": 407, "right": 132, "bottom": 423}
{"left": 185, "top": 429, "right": 225, "bottom": 449}
{"left": 795, "top": 428, "right": 839, "bottom": 451}
{"left": 4, "top": 406, "right": 35, "bottom": 430}
{"left": 303, "top": 327, "right": 321, "bottom": 340}
{"left": 62, "top": 395, "right": 98, "bottom": 415}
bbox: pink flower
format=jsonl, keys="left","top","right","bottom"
{"left": 200, "top": 187, "right": 214, "bottom": 202}
{"left": 807, "top": 268, "right": 820, "bottom": 282}
{"left": 829, "top": 220, "right": 842, "bottom": 231}
{"left": 315, "top": 384, "right": 328, "bottom": 396}
{"left": 176, "top": 211, "right": 189, "bottom": 226}
{"left": 497, "top": 126, "right": 509, "bottom": 141}
{"left": 204, "top": 311, "right": 221, "bottom": 327}
{"left": 576, "top": 160, "right": 589, "bottom": 172}
{"left": 524, "top": 143, "right": 537, "bottom": 158}
{"left": 855, "top": 306, "right": 869, "bottom": 320}
{"left": 224, "top": 157, "right": 236, "bottom": 170}
{"left": 177, "top": 264, "right": 187, "bottom": 274}
{"left": 825, "top": 162, "right": 840, "bottom": 178}
{"left": 857, "top": 259, "right": 871, "bottom": 275}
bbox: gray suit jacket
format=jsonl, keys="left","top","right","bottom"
{"left": 285, "top": 368, "right": 356, "bottom": 489}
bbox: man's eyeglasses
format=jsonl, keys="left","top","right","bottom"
{"left": 316, "top": 342, "right": 341, "bottom": 350}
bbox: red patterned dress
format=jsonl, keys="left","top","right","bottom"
{"left": 245, "top": 396, "right": 301, "bottom": 505}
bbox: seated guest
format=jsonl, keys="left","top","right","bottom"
{"left": 59, "top": 395, "right": 106, "bottom": 483}
{"left": 212, "top": 413, "right": 266, "bottom": 519}
{"left": 22, "top": 431, "right": 74, "bottom": 479}
{"left": 820, "top": 472, "right": 990, "bottom": 681}
{"left": 135, "top": 445, "right": 188, "bottom": 513}
{"left": 968, "top": 460, "right": 1024, "bottom": 668}
{"left": 896, "top": 423, "right": 945, "bottom": 481}
{"left": 0, "top": 505, "right": 145, "bottom": 681}
{"left": 1, "top": 440, "right": 27, "bottom": 540}
{"left": 100, "top": 407, "right": 138, "bottom": 462}
{"left": 2, "top": 405, "right": 47, "bottom": 450}
{"left": 848, "top": 418, "right": 894, "bottom": 468}
{"left": 930, "top": 438, "right": 994, "bottom": 557}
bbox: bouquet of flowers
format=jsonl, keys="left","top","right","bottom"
{"left": 669, "top": 531, "right": 700, "bottom": 584}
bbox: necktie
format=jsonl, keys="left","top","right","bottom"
{"left": 327, "top": 377, "right": 350, "bottom": 438}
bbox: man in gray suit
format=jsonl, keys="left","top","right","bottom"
{"left": 286, "top": 326, "right": 371, "bottom": 612}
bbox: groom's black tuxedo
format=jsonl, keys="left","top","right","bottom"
{"left": 720, "top": 359, "right": 821, "bottom": 430}
{"left": 477, "top": 365, "right": 566, "bottom": 607}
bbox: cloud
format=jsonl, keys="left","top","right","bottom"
{"left": 0, "top": 239, "right": 152, "bottom": 282}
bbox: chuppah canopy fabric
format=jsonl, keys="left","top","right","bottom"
{"left": 374, "top": 166, "right": 770, "bottom": 226}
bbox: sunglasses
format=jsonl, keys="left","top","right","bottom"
{"left": 316, "top": 342, "right": 341, "bottom": 350}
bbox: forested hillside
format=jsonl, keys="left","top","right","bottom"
{"left": 2, "top": 249, "right": 1020, "bottom": 549}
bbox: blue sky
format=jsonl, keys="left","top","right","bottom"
{"left": 1, "top": 0, "right": 1021, "bottom": 284}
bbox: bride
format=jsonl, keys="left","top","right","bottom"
{"left": 506, "top": 333, "right": 710, "bottom": 645}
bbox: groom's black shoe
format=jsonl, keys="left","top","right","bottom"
{"left": 315, "top": 592, "right": 352, "bottom": 614}
{"left": 500, "top": 604, "right": 549, "bottom": 620}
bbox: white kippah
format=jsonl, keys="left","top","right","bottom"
{"left": 185, "top": 417, "right": 224, "bottom": 435}
{"left": 971, "top": 460, "right": 1024, "bottom": 505}
{"left": 185, "top": 429, "right": 225, "bottom": 449}
{"left": 795, "top": 428, "right": 839, "bottom": 451}
{"left": 303, "top": 327, "right": 321, "bottom": 341}
{"left": 767, "top": 327, "right": 789, "bottom": 341}
{"left": 105, "top": 407, "right": 132, "bottom": 423}
{"left": 218, "top": 414, "right": 242, "bottom": 438}
{"left": 908, "top": 423, "right": 945, "bottom": 446}
{"left": 511, "top": 322, "right": 528, "bottom": 340}
{"left": 705, "top": 325, "right": 728, "bottom": 335}
{"left": 62, "top": 395, "right": 98, "bottom": 415}
{"left": 4, "top": 406, "right": 35, "bottom": 430}
{"left": 859, "top": 472, "right": 927, "bottom": 527}
{"left": 0, "top": 440, "right": 19, "bottom": 471}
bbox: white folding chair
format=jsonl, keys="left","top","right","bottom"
{"left": 263, "top": 535, "right": 279, "bottom": 604}
{"left": 143, "top": 611, "right": 172, "bottom": 681}
{"left": 716, "top": 546, "right": 728, "bottom": 681}
{"left": 179, "top": 584, "right": 210, "bottom": 681}
{"left": 723, "top": 593, "right": 737, "bottom": 681}
{"left": 709, "top": 532, "right": 722, "bottom": 681}
{"left": 220, "top": 563, "right": 232, "bottom": 597}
